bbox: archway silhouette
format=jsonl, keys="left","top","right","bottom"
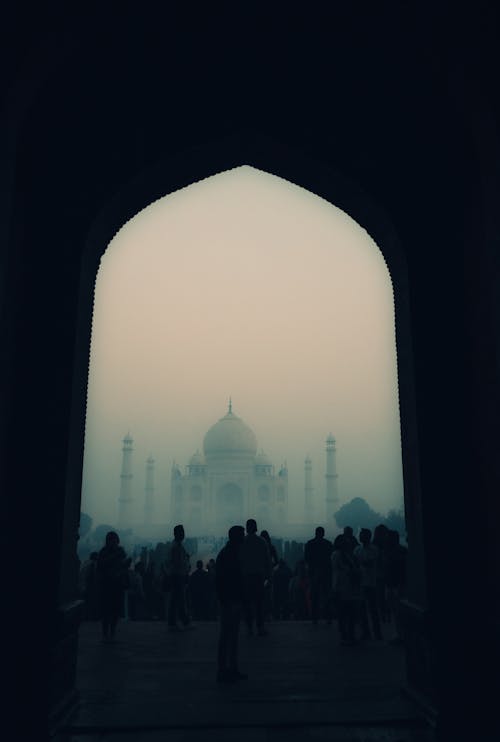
{"left": 67, "top": 132, "right": 427, "bottom": 704}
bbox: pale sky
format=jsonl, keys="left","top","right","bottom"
{"left": 80, "top": 166, "right": 404, "bottom": 527}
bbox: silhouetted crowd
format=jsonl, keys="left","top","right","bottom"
{"left": 79, "top": 520, "right": 407, "bottom": 682}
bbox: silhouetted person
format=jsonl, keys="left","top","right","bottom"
{"left": 385, "top": 529, "right": 407, "bottom": 644}
{"left": 354, "top": 528, "right": 383, "bottom": 640}
{"left": 272, "top": 559, "right": 293, "bottom": 619}
{"left": 373, "top": 524, "right": 390, "bottom": 622}
{"left": 215, "top": 525, "right": 248, "bottom": 683}
{"left": 165, "top": 524, "right": 193, "bottom": 631}
{"left": 260, "top": 530, "right": 279, "bottom": 567}
{"left": 143, "top": 560, "right": 159, "bottom": 619}
{"left": 342, "top": 526, "right": 359, "bottom": 552}
{"left": 304, "top": 526, "right": 334, "bottom": 624}
{"left": 96, "top": 532, "right": 131, "bottom": 642}
{"left": 260, "top": 530, "right": 278, "bottom": 620}
{"left": 289, "top": 559, "right": 311, "bottom": 619}
{"left": 240, "top": 518, "right": 272, "bottom": 636}
{"left": 206, "top": 558, "right": 218, "bottom": 619}
{"left": 188, "top": 560, "right": 210, "bottom": 620}
{"left": 126, "top": 562, "right": 146, "bottom": 620}
{"left": 332, "top": 535, "right": 362, "bottom": 645}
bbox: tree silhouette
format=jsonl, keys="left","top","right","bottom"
{"left": 334, "top": 497, "right": 382, "bottom": 533}
{"left": 384, "top": 508, "right": 406, "bottom": 537}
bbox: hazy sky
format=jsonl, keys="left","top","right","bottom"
{"left": 81, "top": 166, "right": 404, "bottom": 527}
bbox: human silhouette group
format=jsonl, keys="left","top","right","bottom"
{"left": 81, "top": 518, "right": 407, "bottom": 682}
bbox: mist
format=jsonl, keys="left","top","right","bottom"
{"left": 80, "top": 166, "right": 404, "bottom": 535}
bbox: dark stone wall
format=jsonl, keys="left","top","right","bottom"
{"left": 2, "top": 6, "right": 498, "bottom": 739}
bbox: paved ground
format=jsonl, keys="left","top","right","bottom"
{"left": 54, "top": 620, "right": 435, "bottom": 741}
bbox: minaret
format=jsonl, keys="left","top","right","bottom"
{"left": 325, "top": 433, "right": 339, "bottom": 525}
{"left": 118, "top": 433, "right": 134, "bottom": 529}
{"left": 144, "top": 455, "right": 155, "bottom": 525}
{"left": 304, "top": 455, "right": 314, "bottom": 523}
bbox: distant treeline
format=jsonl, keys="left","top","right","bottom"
{"left": 334, "top": 497, "right": 406, "bottom": 542}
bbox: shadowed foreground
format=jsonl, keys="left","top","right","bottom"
{"left": 56, "top": 621, "right": 434, "bottom": 741}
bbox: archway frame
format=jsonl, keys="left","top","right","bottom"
{"left": 64, "top": 129, "right": 427, "bottom": 621}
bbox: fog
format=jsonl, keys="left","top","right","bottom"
{"left": 80, "top": 166, "right": 404, "bottom": 533}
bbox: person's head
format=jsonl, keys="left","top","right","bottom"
{"left": 360, "top": 528, "right": 372, "bottom": 545}
{"left": 260, "top": 529, "right": 270, "bottom": 543}
{"left": 343, "top": 526, "right": 353, "bottom": 538}
{"left": 209, "top": 558, "right": 215, "bottom": 567}
{"left": 105, "top": 531, "right": 120, "bottom": 547}
{"left": 315, "top": 526, "right": 325, "bottom": 538}
{"left": 246, "top": 518, "right": 257, "bottom": 534}
{"left": 173, "top": 524, "right": 184, "bottom": 541}
{"left": 228, "top": 525, "right": 245, "bottom": 545}
{"left": 196, "top": 560, "right": 203, "bottom": 570}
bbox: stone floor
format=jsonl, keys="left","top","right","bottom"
{"left": 54, "top": 620, "right": 435, "bottom": 741}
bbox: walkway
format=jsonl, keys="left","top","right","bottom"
{"left": 55, "top": 620, "right": 434, "bottom": 741}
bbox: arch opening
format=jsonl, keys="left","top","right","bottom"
{"left": 69, "top": 145, "right": 425, "bottom": 721}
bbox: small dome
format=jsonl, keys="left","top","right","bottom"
{"left": 189, "top": 450, "right": 206, "bottom": 466}
{"left": 203, "top": 405, "right": 257, "bottom": 459}
{"left": 255, "top": 450, "right": 272, "bottom": 466}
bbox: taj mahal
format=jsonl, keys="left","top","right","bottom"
{"left": 117, "top": 401, "right": 339, "bottom": 539}
{"left": 170, "top": 400, "right": 288, "bottom": 534}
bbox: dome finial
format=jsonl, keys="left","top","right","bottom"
{"left": 228, "top": 397, "right": 233, "bottom": 415}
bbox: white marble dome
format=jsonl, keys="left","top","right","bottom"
{"left": 203, "top": 407, "right": 258, "bottom": 459}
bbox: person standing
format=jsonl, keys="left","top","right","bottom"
{"left": 331, "top": 535, "right": 362, "bottom": 645}
{"left": 272, "top": 559, "right": 293, "bottom": 619}
{"left": 385, "top": 529, "right": 407, "bottom": 644}
{"left": 215, "top": 525, "right": 248, "bottom": 683}
{"left": 206, "top": 558, "right": 218, "bottom": 620}
{"left": 260, "top": 530, "right": 278, "bottom": 621}
{"left": 96, "top": 532, "right": 131, "bottom": 642}
{"left": 165, "top": 524, "right": 193, "bottom": 631}
{"left": 304, "top": 526, "right": 334, "bottom": 625}
{"left": 188, "top": 560, "right": 210, "bottom": 620}
{"left": 240, "top": 519, "right": 272, "bottom": 636}
{"left": 373, "top": 524, "right": 390, "bottom": 623}
{"left": 354, "top": 528, "right": 383, "bottom": 640}
{"left": 260, "top": 530, "right": 279, "bottom": 567}
{"left": 289, "top": 559, "right": 311, "bottom": 619}
{"left": 342, "top": 526, "right": 359, "bottom": 553}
